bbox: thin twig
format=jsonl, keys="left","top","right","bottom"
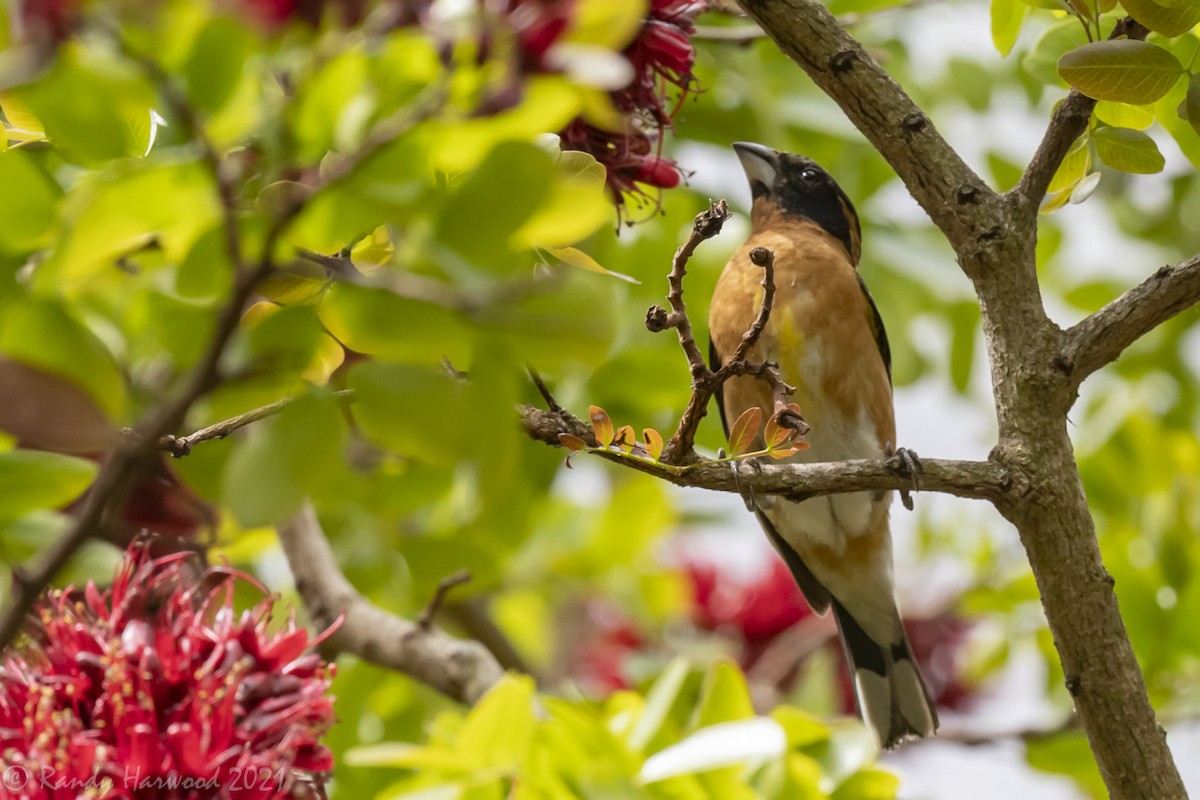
{"left": 1010, "top": 17, "right": 1148, "bottom": 216}
{"left": 418, "top": 570, "right": 473, "bottom": 630}
{"left": 528, "top": 368, "right": 564, "bottom": 414}
{"left": 646, "top": 200, "right": 731, "bottom": 379}
{"left": 161, "top": 389, "right": 357, "bottom": 456}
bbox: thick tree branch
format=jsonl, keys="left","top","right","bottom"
{"left": 278, "top": 503, "right": 504, "bottom": 706}
{"left": 1061, "top": 254, "right": 1200, "bottom": 388}
{"left": 519, "top": 404, "right": 1017, "bottom": 503}
{"left": 1010, "top": 18, "right": 1148, "bottom": 216}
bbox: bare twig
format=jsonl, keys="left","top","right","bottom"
{"left": 1011, "top": 18, "right": 1149, "bottom": 216}
{"left": 646, "top": 200, "right": 731, "bottom": 378}
{"left": 528, "top": 368, "right": 564, "bottom": 414}
{"left": 646, "top": 206, "right": 800, "bottom": 463}
{"left": 418, "top": 570, "right": 473, "bottom": 630}
{"left": 1061, "top": 254, "right": 1200, "bottom": 389}
{"left": 278, "top": 503, "right": 504, "bottom": 705}
{"left": 161, "top": 389, "right": 357, "bottom": 456}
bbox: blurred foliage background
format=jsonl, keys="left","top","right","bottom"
{"left": 1, "top": 0, "right": 1199, "bottom": 797}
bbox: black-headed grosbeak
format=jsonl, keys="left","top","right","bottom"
{"left": 708, "top": 142, "right": 937, "bottom": 748}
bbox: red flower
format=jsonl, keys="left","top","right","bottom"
{"left": 685, "top": 555, "right": 812, "bottom": 642}
{"left": 0, "top": 543, "right": 337, "bottom": 799}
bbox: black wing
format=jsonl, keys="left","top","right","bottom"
{"left": 857, "top": 274, "right": 892, "bottom": 385}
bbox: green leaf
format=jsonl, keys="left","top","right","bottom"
{"left": 693, "top": 661, "right": 755, "bottom": 728}
{"left": 1023, "top": 21, "right": 1089, "bottom": 86}
{"left": 514, "top": 151, "right": 613, "bottom": 249}
{"left": 0, "top": 297, "right": 126, "bottom": 418}
{"left": 435, "top": 142, "right": 555, "bottom": 266}
{"left": 291, "top": 47, "right": 371, "bottom": 161}
{"left": 1120, "top": 0, "right": 1200, "bottom": 36}
{"left": 1093, "top": 100, "right": 1155, "bottom": 130}
{"left": 990, "top": 0, "right": 1029, "bottom": 57}
{"left": 222, "top": 390, "right": 344, "bottom": 527}
{"left": 1058, "top": 40, "right": 1183, "bottom": 104}
{"left": 9, "top": 44, "right": 155, "bottom": 164}
{"left": 346, "top": 362, "right": 467, "bottom": 464}
{"left": 40, "top": 158, "right": 221, "bottom": 288}
{"left": 1093, "top": 126, "right": 1166, "bottom": 173}
{"left": 317, "top": 282, "right": 471, "bottom": 367}
{"left": 456, "top": 675, "right": 537, "bottom": 770}
{"left": 639, "top": 718, "right": 787, "bottom": 784}
{"left": 1026, "top": 734, "right": 1107, "bottom": 799}
{"left": 183, "top": 15, "right": 253, "bottom": 114}
{"left": 564, "top": 0, "right": 649, "bottom": 49}
{"left": 0, "top": 450, "right": 97, "bottom": 520}
{"left": 830, "top": 768, "right": 899, "bottom": 800}
{"left": 1187, "top": 72, "right": 1200, "bottom": 138}
{"left": 1047, "top": 136, "right": 1091, "bottom": 193}
{"left": 627, "top": 657, "right": 691, "bottom": 753}
{"left": 0, "top": 93, "right": 45, "bottom": 142}
{"left": 0, "top": 149, "right": 60, "bottom": 253}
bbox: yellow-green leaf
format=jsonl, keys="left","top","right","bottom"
{"left": 563, "top": 0, "right": 649, "bottom": 50}
{"left": 1094, "top": 126, "right": 1165, "bottom": 173}
{"left": 728, "top": 407, "right": 762, "bottom": 456}
{"left": 543, "top": 246, "right": 638, "bottom": 284}
{"left": 1058, "top": 40, "right": 1183, "bottom": 104}
{"left": 0, "top": 92, "right": 45, "bottom": 141}
{"left": 1047, "top": 136, "right": 1091, "bottom": 192}
{"left": 990, "top": 0, "right": 1029, "bottom": 57}
{"left": 1120, "top": 0, "right": 1200, "bottom": 36}
{"left": 693, "top": 661, "right": 755, "bottom": 728}
{"left": 1094, "top": 100, "right": 1155, "bottom": 130}
{"left": 589, "top": 405, "right": 614, "bottom": 447}
{"left": 456, "top": 675, "right": 536, "bottom": 770}
{"left": 0, "top": 450, "right": 98, "bottom": 520}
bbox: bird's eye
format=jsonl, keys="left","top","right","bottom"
{"left": 800, "top": 168, "right": 820, "bottom": 182}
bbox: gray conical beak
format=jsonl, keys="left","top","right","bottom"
{"left": 733, "top": 141, "right": 779, "bottom": 188}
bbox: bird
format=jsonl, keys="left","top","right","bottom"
{"left": 707, "top": 141, "right": 937, "bottom": 748}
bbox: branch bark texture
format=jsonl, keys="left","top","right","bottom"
{"left": 278, "top": 504, "right": 504, "bottom": 706}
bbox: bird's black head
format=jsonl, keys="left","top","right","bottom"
{"left": 733, "top": 142, "right": 861, "bottom": 264}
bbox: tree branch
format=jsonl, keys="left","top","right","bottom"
{"left": 1010, "top": 18, "right": 1148, "bottom": 216}
{"left": 161, "top": 389, "right": 356, "bottom": 456}
{"left": 518, "top": 404, "right": 1018, "bottom": 503}
{"left": 1061, "top": 254, "right": 1200, "bottom": 388}
{"left": 277, "top": 503, "right": 504, "bottom": 706}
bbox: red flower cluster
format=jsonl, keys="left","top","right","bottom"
{"left": 558, "top": 0, "right": 706, "bottom": 215}
{"left": 0, "top": 545, "right": 336, "bottom": 799}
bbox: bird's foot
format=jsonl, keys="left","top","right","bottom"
{"left": 886, "top": 444, "right": 922, "bottom": 511}
{"left": 728, "top": 452, "right": 763, "bottom": 512}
